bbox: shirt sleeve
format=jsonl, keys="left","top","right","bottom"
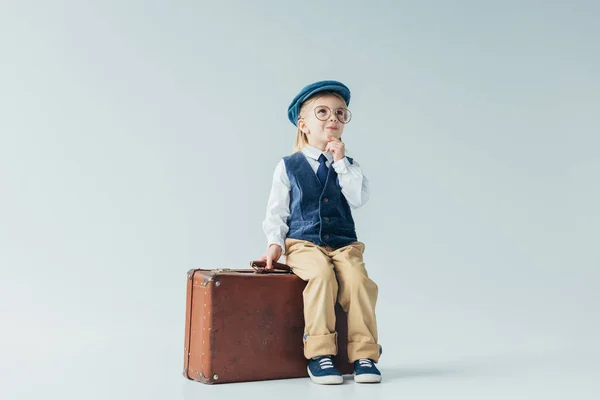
{"left": 262, "top": 159, "right": 291, "bottom": 253}
{"left": 331, "top": 157, "right": 370, "bottom": 209}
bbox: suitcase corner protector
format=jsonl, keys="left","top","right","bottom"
{"left": 184, "top": 369, "right": 217, "bottom": 384}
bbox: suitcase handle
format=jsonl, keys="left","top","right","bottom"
{"left": 250, "top": 260, "right": 293, "bottom": 274}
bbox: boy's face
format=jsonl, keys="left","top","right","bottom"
{"left": 299, "top": 94, "right": 347, "bottom": 149}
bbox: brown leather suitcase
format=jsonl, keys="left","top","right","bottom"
{"left": 183, "top": 261, "right": 353, "bottom": 384}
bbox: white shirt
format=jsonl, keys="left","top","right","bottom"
{"left": 262, "top": 145, "right": 370, "bottom": 253}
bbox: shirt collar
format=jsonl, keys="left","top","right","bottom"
{"left": 302, "top": 145, "right": 333, "bottom": 163}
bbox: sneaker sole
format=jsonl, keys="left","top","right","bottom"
{"left": 307, "top": 366, "right": 343, "bottom": 385}
{"left": 354, "top": 373, "right": 382, "bottom": 383}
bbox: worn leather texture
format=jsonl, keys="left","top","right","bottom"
{"left": 183, "top": 267, "right": 353, "bottom": 384}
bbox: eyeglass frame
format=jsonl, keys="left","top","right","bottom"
{"left": 298, "top": 105, "right": 353, "bottom": 124}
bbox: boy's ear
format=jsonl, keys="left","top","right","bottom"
{"left": 298, "top": 118, "right": 310, "bottom": 135}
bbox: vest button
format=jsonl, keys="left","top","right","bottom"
{"left": 323, "top": 234, "right": 330, "bottom": 239}
{"left": 324, "top": 217, "right": 329, "bottom": 221}
{"left": 323, "top": 197, "right": 329, "bottom": 203}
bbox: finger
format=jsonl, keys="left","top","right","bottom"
{"left": 266, "top": 255, "right": 273, "bottom": 270}
{"left": 328, "top": 135, "right": 341, "bottom": 142}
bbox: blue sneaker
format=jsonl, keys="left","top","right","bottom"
{"left": 353, "top": 358, "right": 382, "bottom": 383}
{"left": 307, "top": 356, "right": 343, "bottom": 385}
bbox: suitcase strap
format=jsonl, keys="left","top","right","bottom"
{"left": 249, "top": 260, "right": 293, "bottom": 274}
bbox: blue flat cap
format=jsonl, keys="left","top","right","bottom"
{"left": 287, "top": 80, "right": 351, "bottom": 126}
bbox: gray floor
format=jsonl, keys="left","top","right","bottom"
{"left": 3, "top": 295, "right": 598, "bottom": 400}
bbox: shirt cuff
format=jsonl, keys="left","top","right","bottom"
{"left": 332, "top": 157, "right": 351, "bottom": 174}
{"left": 267, "top": 237, "right": 286, "bottom": 254}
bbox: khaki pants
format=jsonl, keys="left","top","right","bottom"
{"left": 284, "top": 238, "right": 381, "bottom": 363}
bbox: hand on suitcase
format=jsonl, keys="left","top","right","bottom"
{"left": 259, "top": 244, "right": 282, "bottom": 270}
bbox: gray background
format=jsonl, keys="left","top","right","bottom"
{"left": 1, "top": 0, "right": 598, "bottom": 399}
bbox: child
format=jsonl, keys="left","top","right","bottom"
{"left": 260, "top": 80, "right": 382, "bottom": 385}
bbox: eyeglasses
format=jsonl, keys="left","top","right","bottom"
{"left": 301, "top": 105, "right": 352, "bottom": 124}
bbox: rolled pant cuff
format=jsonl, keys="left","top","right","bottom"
{"left": 348, "top": 341, "right": 382, "bottom": 363}
{"left": 303, "top": 332, "right": 338, "bottom": 359}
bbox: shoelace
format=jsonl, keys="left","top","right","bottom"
{"left": 358, "top": 358, "right": 373, "bottom": 368}
{"left": 318, "top": 357, "right": 334, "bottom": 370}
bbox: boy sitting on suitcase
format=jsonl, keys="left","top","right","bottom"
{"left": 260, "top": 80, "right": 382, "bottom": 385}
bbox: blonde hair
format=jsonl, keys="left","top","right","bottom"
{"left": 292, "top": 91, "right": 346, "bottom": 153}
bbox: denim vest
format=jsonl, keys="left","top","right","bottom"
{"left": 283, "top": 151, "right": 358, "bottom": 248}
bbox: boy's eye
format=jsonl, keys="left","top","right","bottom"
{"left": 316, "top": 108, "right": 327, "bottom": 114}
